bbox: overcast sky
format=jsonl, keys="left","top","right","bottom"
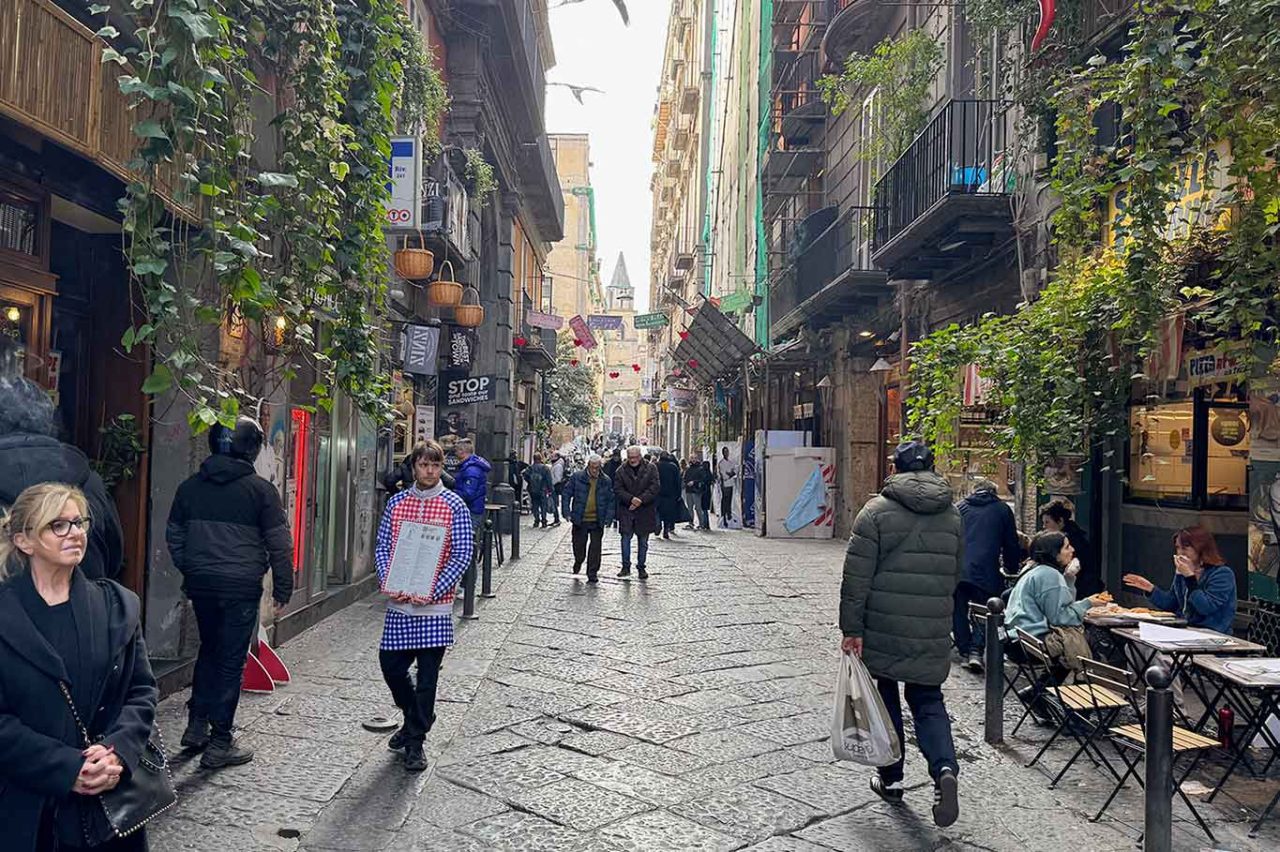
{"left": 546, "top": 1, "right": 667, "bottom": 312}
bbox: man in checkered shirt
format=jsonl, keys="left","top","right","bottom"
{"left": 375, "top": 440, "right": 474, "bottom": 771}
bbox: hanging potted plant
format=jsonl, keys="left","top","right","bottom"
{"left": 454, "top": 285, "right": 484, "bottom": 327}
{"left": 428, "top": 260, "right": 464, "bottom": 307}
{"left": 393, "top": 231, "right": 434, "bottom": 281}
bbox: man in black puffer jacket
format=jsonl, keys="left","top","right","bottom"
{"left": 0, "top": 377, "right": 124, "bottom": 581}
{"left": 840, "top": 440, "right": 962, "bottom": 827}
{"left": 166, "top": 417, "right": 293, "bottom": 769}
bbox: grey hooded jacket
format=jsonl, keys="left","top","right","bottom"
{"left": 839, "top": 471, "right": 963, "bottom": 686}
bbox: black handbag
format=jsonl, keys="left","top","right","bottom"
{"left": 59, "top": 680, "right": 177, "bottom": 838}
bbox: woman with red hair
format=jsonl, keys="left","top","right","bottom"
{"left": 1123, "top": 526, "right": 1237, "bottom": 633}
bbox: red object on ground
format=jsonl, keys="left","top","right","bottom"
{"left": 1218, "top": 706, "right": 1235, "bottom": 748}
{"left": 514, "top": 336, "right": 527, "bottom": 347}
{"left": 241, "top": 649, "right": 275, "bottom": 693}
{"left": 1031, "top": 0, "right": 1055, "bottom": 52}
{"left": 253, "top": 627, "right": 291, "bottom": 684}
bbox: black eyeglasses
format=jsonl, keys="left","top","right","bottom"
{"left": 47, "top": 517, "right": 92, "bottom": 538}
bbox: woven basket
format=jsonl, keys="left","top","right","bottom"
{"left": 428, "top": 260, "right": 463, "bottom": 307}
{"left": 392, "top": 232, "right": 434, "bottom": 281}
{"left": 454, "top": 286, "right": 484, "bottom": 327}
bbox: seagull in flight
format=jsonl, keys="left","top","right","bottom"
{"left": 549, "top": 82, "right": 607, "bottom": 104}
{"left": 550, "top": 0, "right": 629, "bottom": 26}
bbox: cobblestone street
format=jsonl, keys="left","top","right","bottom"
{"left": 150, "top": 525, "right": 1275, "bottom": 851}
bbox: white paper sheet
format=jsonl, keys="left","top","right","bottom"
{"left": 385, "top": 521, "right": 447, "bottom": 597}
{"left": 1137, "top": 622, "right": 1231, "bottom": 646}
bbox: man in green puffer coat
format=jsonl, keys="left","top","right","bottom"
{"left": 839, "top": 440, "right": 963, "bottom": 828}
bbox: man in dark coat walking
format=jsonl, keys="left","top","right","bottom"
{"left": 0, "top": 377, "right": 124, "bottom": 581}
{"left": 840, "top": 440, "right": 962, "bottom": 827}
{"left": 562, "top": 455, "right": 617, "bottom": 582}
{"left": 656, "top": 452, "right": 683, "bottom": 538}
{"left": 613, "top": 446, "right": 660, "bottom": 579}
{"left": 955, "top": 478, "right": 1021, "bottom": 672}
{"left": 166, "top": 417, "right": 294, "bottom": 769}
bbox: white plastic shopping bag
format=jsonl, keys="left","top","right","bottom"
{"left": 830, "top": 651, "right": 902, "bottom": 766}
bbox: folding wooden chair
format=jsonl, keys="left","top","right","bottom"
{"left": 1081, "top": 657, "right": 1220, "bottom": 843}
{"left": 1018, "top": 632, "right": 1128, "bottom": 788}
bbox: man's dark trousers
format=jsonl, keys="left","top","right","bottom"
{"left": 720, "top": 487, "right": 734, "bottom": 522}
{"left": 571, "top": 522, "right": 604, "bottom": 578}
{"left": 379, "top": 647, "right": 446, "bottom": 745}
{"left": 551, "top": 483, "right": 563, "bottom": 522}
{"left": 952, "top": 581, "right": 992, "bottom": 657}
{"left": 190, "top": 597, "right": 260, "bottom": 727}
{"left": 875, "top": 678, "right": 958, "bottom": 784}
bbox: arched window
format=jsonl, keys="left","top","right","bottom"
{"left": 609, "top": 403, "right": 624, "bottom": 435}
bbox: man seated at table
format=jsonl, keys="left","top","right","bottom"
{"left": 1123, "top": 526, "right": 1237, "bottom": 634}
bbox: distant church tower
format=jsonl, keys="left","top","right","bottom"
{"left": 606, "top": 252, "right": 634, "bottom": 313}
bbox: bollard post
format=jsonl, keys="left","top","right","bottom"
{"left": 510, "top": 501, "right": 521, "bottom": 561}
{"left": 460, "top": 562, "right": 478, "bottom": 620}
{"left": 481, "top": 518, "right": 496, "bottom": 598}
{"left": 1143, "top": 664, "right": 1174, "bottom": 852}
{"left": 984, "top": 596, "right": 1006, "bottom": 745}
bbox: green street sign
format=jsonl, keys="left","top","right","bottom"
{"left": 719, "top": 289, "right": 753, "bottom": 313}
{"left": 633, "top": 312, "right": 670, "bottom": 330}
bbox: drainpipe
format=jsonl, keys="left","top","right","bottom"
{"left": 699, "top": 0, "right": 717, "bottom": 298}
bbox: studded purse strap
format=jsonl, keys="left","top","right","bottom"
{"left": 58, "top": 679, "right": 93, "bottom": 748}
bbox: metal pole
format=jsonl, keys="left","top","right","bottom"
{"left": 1143, "top": 664, "right": 1174, "bottom": 852}
{"left": 460, "top": 561, "right": 477, "bottom": 620}
{"left": 480, "top": 518, "right": 496, "bottom": 598}
{"left": 984, "top": 596, "right": 1005, "bottom": 745}
{"left": 510, "top": 500, "right": 521, "bottom": 561}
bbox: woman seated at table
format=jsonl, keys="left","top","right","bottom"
{"left": 1004, "top": 532, "right": 1109, "bottom": 715}
{"left": 1122, "top": 526, "right": 1237, "bottom": 634}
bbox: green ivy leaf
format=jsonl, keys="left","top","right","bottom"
{"left": 257, "top": 172, "right": 299, "bottom": 188}
{"left": 121, "top": 326, "right": 137, "bottom": 352}
{"left": 88, "top": 3, "right": 111, "bottom": 13}
{"left": 133, "top": 257, "right": 168, "bottom": 276}
{"left": 95, "top": 25, "right": 120, "bottom": 39}
{"left": 134, "top": 120, "right": 169, "bottom": 140}
{"left": 329, "top": 161, "right": 350, "bottom": 181}
{"left": 141, "top": 364, "right": 173, "bottom": 395}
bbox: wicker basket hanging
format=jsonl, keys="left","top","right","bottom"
{"left": 454, "top": 286, "right": 484, "bottom": 328}
{"left": 392, "top": 232, "right": 434, "bottom": 281}
{"left": 428, "top": 260, "right": 463, "bottom": 307}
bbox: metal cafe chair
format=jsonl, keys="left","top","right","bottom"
{"left": 1080, "top": 657, "right": 1220, "bottom": 843}
{"left": 1018, "top": 631, "right": 1128, "bottom": 788}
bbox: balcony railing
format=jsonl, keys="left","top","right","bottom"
{"left": 771, "top": 205, "right": 878, "bottom": 319}
{"left": 872, "top": 99, "right": 1013, "bottom": 251}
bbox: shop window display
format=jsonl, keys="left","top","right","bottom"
{"left": 1127, "top": 396, "right": 1249, "bottom": 510}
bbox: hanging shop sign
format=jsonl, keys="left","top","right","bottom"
{"left": 667, "top": 386, "right": 696, "bottom": 411}
{"left": 633, "top": 311, "right": 670, "bottom": 330}
{"left": 526, "top": 310, "right": 564, "bottom": 330}
{"left": 588, "top": 314, "right": 624, "bottom": 331}
{"left": 446, "top": 326, "right": 477, "bottom": 370}
{"left": 719, "top": 290, "right": 753, "bottom": 314}
{"left": 413, "top": 404, "right": 434, "bottom": 445}
{"left": 568, "top": 315, "right": 598, "bottom": 349}
{"left": 442, "top": 373, "right": 496, "bottom": 406}
{"left": 1185, "top": 342, "right": 1249, "bottom": 389}
{"left": 385, "top": 136, "right": 421, "bottom": 230}
{"left": 402, "top": 324, "right": 440, "bottom": 376}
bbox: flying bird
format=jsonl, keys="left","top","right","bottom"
{"left": 551, "top": 0, "right": 629, "bottom": 26}
{"left": 549, "top": 82, "right": 607, "bottom": 104}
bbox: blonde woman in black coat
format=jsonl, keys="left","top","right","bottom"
{"left": 0, "top": 483, "right": 158, "bottom": 851}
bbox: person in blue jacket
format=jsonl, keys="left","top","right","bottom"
{"left": 955, "top": 479, "right": 1021, "bottom": 673}
{"left": 453, "top": 438, "right": 492, "bottom": 534}
{"left": 1123, "top": 526, "right": 1237, "bottom": 634}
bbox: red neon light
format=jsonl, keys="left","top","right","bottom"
{"left": 1031, "top": 0, "right": 1055, "bottom": 52}
{"left": 290, "top": 408, "right": 311, "bottom": 574}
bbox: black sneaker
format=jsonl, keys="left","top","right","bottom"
{"left": 870, "top": 776, "right": 904, "bottom": 803}
{"left": 404, "top": 743, "right": 427, "bottom": 772}
{"left": 932, "top": 768, "right": 959, "bottom": 827}
{"left": 586, "top": 575, "right": 599, "bottom": 584}
{"left": 200, "top": 737, "right": 254, "bottom": 769}
{"left": 387, "top": 728, "right": 409, "bottom": 752}
{"left": 637, "top": 567, "right": 649, "bottom": 580}
{"left": 571, "top": 563, "right": 582, "bottom": 575}
{"left": 617, "top": 567, "right": 631, "bottom": 578}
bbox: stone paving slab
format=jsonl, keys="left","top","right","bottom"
{"left": 148, "top": 523, "right": 1273, "bottom": 852}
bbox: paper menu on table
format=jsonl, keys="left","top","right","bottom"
{"left": 385, "top": 520, "right": 447, "bottom": 597}
{"left": 1137, "top": 622, "right": 1230, "bottom": 646}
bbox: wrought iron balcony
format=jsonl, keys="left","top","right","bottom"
{"left": 870, "top": 99, "right": 1015, "bottom": 278}
{"left": 770, "top": 205, "right": 886, "bottom": 341}
{"left": 823, "top": 0, "right": 895, "bottom": 67}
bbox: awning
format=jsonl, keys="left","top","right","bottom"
{"left": 672, "top": 302, "right": 759, "bottom": 385}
